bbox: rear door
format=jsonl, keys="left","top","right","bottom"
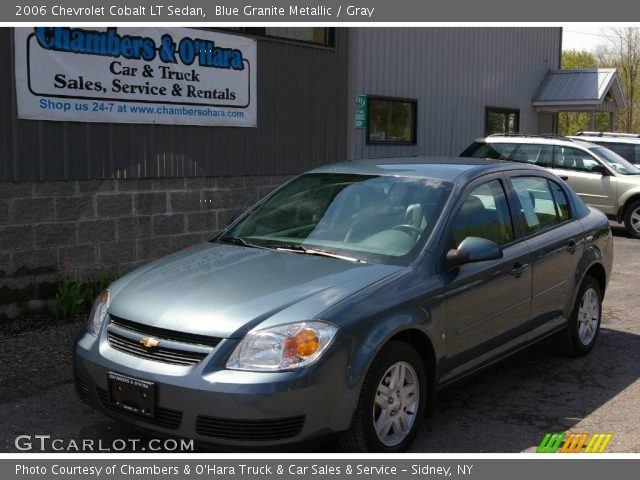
{"left": 440, "top": 175, "right": 532, "bottom": 382}
{"left": 506, "top": 175, "right": 584, "bottom": 339}
{"left": 550, "top": 146, "right": 617, "bottom": 215}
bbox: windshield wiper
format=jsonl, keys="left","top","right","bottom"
{"left": 274, "top": 244, "right": 367, "bottom": 264}
{"left": 218, "top": 236, "right": 268, "bottom": 249}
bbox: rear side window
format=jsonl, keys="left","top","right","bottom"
{"left": 461, "top": 142, "right": 517, "bottom": 160}
{"left": 509, "top": 177, "right": 571, "bottom": 235}
{"left": 553, "top": 147, "right": 601, "bottom": 172}
{"left": 450, "top": 180, "right": 514, "bottom": 247}
{"left": 510, "top": 144, "right": 553, "bottom": 167}
{"left": 462, "top": 142, "right": 553, "bottom": 167}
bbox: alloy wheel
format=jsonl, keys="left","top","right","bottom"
{"left": 577, "top": 287, "right": 600, "bottom": 346}
{"left": 631, "top": 206, "right": 640, "bottom": 234}
{"left": 372, "top": 361, "right": 420, "bottom": 447}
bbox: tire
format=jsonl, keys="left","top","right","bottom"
{"left": 339, "top": 341, "right": 427, "bottom": 453}
{"left": 558, "top": 276, "right": 602, "bottom": 357}
{"left": 623, "top": 200, "right": 640, "bottom": 239}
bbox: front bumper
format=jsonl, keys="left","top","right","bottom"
{"left": 73, "top": 322, "right": 361, "bottom": 448}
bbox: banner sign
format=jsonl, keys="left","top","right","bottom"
{"left": 14, "top": 27, "right": 257, "bottom": 127}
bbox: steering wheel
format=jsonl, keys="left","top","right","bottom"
{"left": 391, "top": 224, "right": 423, "bottom": 237}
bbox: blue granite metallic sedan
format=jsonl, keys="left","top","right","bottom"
{"left": 74, "top": 157, "right": 612, "bottom": 452}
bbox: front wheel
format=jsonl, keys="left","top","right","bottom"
{"left": 558, "top": 276, "right": 602, "bottom": 356}
{"left": 340, "top": 341, "right": 426, "bottom": 452}
{"left": 623, "top": 200, "right": 640, "bottom": 238}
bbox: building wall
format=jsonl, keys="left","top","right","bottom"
{"left": 0, "top": 27, "right": 562, "bottom": 317}
{"left": 0, "top": 28, "right": 349, "bottom": 182}
{"left": 347, "top": 27, "right": 562, "bottom": 159}
{"left": 0, "top": 175, "right": 293, "bottom": 316}
{"left": 0, "top": 26, "right": 346, "bottom": 316}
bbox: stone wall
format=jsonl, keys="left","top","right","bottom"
{"left": 0, "top": 175, "right": 292, "bottom": 317}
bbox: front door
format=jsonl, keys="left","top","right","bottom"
{"left": 440, "top": 177, "right": 532, "bottom": 382}
{"left": 550, "top": 146, "right": 617, "bottom": 215}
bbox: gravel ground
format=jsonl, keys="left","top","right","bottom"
{"left": 1, "top": 226, "right": 638, "bottom": 453}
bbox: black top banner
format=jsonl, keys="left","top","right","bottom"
{"left": 4, "top": 0, "right": 640, "bottom": 22}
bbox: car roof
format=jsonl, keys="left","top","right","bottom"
{"left": 477, "top": 135, "right": 598, "bottom": 149}
{"left": 308, "top": 156, "right": 545, "bottom": 182}
{"left": 568, "top": 134, "right": 640, "bottom": 145}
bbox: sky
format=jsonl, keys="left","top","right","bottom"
{"left": 561, "top": 25, "right": 614, "bottom": 52}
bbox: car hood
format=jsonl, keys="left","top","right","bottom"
{"left": 108, "top": 242, "right": 401, "bottom": 338}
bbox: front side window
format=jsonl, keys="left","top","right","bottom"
{"left": 223, "top": 173, "right": 452, "bottom": 265}
{"left": 485, "top": 108, "right": 519, "bottom": 135}
{"left": 553, "top": 147, "right": 601, "bottom": 173}
{"left": 597, "top": 142, "right": 635, "bottom": 163}
{"left": 509, "top": 176, "right": 570, "bottom": 235}
{"left": 450, "top": 180, "right": 514, "bottom": 248}
{"left": 367, "top": 97, "right": 417, "bottom": 145}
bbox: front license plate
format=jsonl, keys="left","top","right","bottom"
{"left": 108, "top": 372, "right": 155, "bottom": 417}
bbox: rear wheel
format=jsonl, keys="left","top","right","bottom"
{"left": 623, "top": 200, "right": 640, "bottom": 238}
{"left": 340, "top": 341, "right": 426, "bottom": 452}
{"left": 558, "top": 276, "right": 602, "bottom": 356}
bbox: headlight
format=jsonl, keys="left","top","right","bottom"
{"left": 226, "top": 321, "right": 338, "bottom": 371}
{"left": 86, "top": 289, "right": 110, "bottom": 336}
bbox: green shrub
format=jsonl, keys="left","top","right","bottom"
{"left": 51, "top": 270, "right": 120, "bottom": 320}
{"left": 51, "top": 279, "right": 92, "bottom": 320}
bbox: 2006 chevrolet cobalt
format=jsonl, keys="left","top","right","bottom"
{"left": 74, "top": 158, "right": 612, "bottom": 452}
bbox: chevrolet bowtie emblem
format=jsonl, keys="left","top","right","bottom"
{"left": 140, "top": 337, "right": 160, "bottom": 348}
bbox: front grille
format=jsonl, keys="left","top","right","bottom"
{"left": 110, "top": 316, "right": 222, "bottom": 346}
{"left": 107, "top": 331, "right": 209, "bottom": 366}
{"left": 75, "top": 379, "right": 90, "bottom": 402}
{"left": 196, "top": 415, "right": 305, "bottom": 441}
{"left": 96, "top": 388, "right": 182, "bottom": 430}
{"left": 107, "top": 316, "right": 221, "bottom": 366}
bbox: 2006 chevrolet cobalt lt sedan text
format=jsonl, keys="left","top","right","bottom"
{"left": 74, "top": 158, "right": 613, "bottom": 452}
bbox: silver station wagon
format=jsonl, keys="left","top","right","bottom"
{"left": 74, "top": 158, "right": 612, "bottom": 452}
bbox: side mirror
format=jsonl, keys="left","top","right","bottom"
{"left": 446, "top": 237, "right": 503, "bottom": 269}
{"left": 591, "top": 164, "right": 609, "bottom": 176}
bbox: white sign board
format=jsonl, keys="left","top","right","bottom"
{"left": 14, "top": 27, "right": 257, "bottom": 127}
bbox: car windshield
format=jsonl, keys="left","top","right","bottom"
{"left": 220, "top": 173, "right": 453, "bottom": 265}
{"left": 591, "top": 147, "right": 640, "bottom": 175}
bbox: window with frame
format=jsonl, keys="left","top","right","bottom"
{"left": 600, "top": 142, "right": 635, "bottom": 163}
{"left": 485, "top": 108, "right": 520, "bottom": 136}
{"left": 509, "top": 177, "right": 571, "bottom": 235}
{"left": 215, "top": 27, "right": 333, "bottom": 47}
{"left": 367, "top": 97, "right": 417, "bottom": 145}
{"left": 553, "top": 147, "right": 601, "bottom": 172}
{"left": 450, "top": 180, "right": 514, "bottom": 248}
{"left": 509, "top": 144, "right": 554, "bottom": 167}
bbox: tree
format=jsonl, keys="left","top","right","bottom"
{"left": 600, "top": 27, "right": 640, "bottom": 132}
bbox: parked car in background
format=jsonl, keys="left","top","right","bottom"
{"left": 461, "top": 134, "right": 640, "bottom": 238}
{"left": 74, "top": 157, "right": 612, "bottom": 452}
{"left": 569, "top": 131, "right": 640, "bottom": 167}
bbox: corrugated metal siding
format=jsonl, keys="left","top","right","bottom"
{"left": 0, "top": 28, "right": 349, "bottom": 182}
{"left": 350, "top": 27, "right": 562, "bottom": 159}
{"left": 534, "top": 69, "right": 616, "bottom": 102}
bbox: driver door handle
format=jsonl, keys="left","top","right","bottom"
{"left": 566, "top": 240, "right": 577, "bottom": 254}
{"left": 510, "top": 262, "right": 529, "bottom": 278}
